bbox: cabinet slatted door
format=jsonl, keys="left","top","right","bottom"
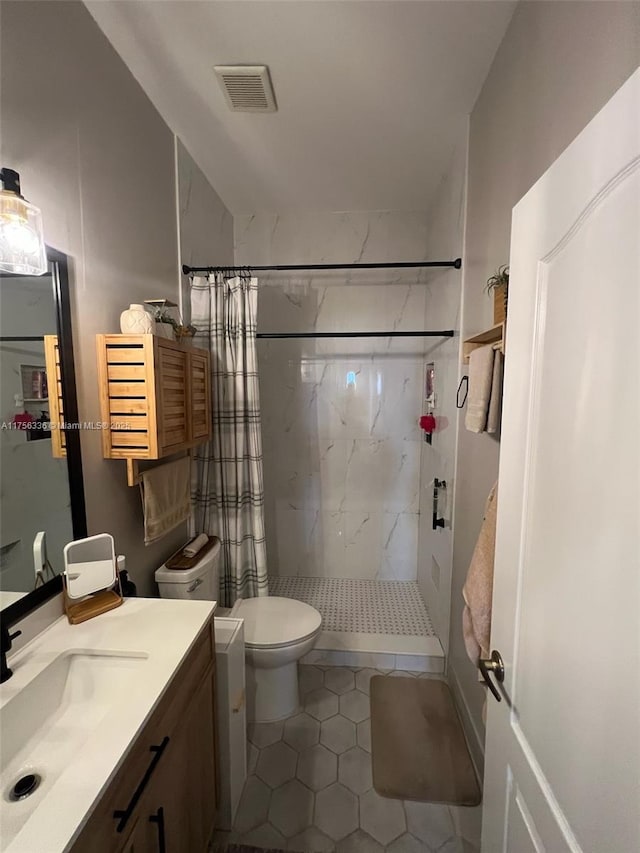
{"left": 188, "top": 350, "right": 211, "bottom": 442}
{"left": 96, "top": 335, "right": 157, "bottom": 459}
{"left": 156, "top": 346, "right": 189, "bottom": 455}
{"left": 97, "top": 334, "right": 211, "bottom": 464}
{"left": 43, "top": 335, "right": 66, "bottom": 458}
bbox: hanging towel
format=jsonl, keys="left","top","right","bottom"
{"left": 462, "top": 481, "right": 498, "bottom": 663}
{"left": 487, "top": 350, "right": 504, "bottom": 434}
{"left": 140, "top": 456, "right": 191, "bottom": 545}
{"left": 465, "top": 345, "right": 495, "bottom": 433}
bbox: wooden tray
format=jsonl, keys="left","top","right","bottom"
{"left": 165, "top": 535, "right": 218, "bottom": 570}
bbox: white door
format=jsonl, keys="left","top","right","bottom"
{"left": 481, "top": 69, "right": 640, "bottom": 853}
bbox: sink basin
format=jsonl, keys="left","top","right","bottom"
{"left": 1, "top": 650, "right": 147, "bottom": 846}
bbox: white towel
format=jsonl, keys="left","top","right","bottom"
{"left": 140, "top": 457, "right": 191, "bottom": 545}
{"left": 462, "top": 481, "right": 498, "bottom": 664}
{"left": 465, "top": 345, "right": 495, "bottom": 433}
{"left": 487, "top": 350, "right": 504, "bottom": 434}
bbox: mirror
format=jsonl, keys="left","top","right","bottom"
{"left": 0, "top": 248, "right": 87, "bottom": 617}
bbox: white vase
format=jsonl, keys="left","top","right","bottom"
{"left": 120, "top": 303, "right": 155, "bottom": 334}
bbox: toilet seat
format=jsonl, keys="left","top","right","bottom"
{"left": 232, "top": 596, "right": 322, "bottom": 650}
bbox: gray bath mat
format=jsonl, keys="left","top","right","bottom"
{"left": 370, "top": 676, "right": 481, "bottom": 805}
{"left": 212, "top": 845, "right": 292, "bottom": 853}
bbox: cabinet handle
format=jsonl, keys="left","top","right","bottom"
{"left": 113, "top": 736, "right": 170, "bottom": 833}
{"left": 149, "top": 807, "right": 166, "bottom": 853}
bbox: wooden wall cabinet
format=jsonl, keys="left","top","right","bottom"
{"left": 71, "top": 620, "right": 217, "bottom": 853}
{"left": 43, "top": 334, "right": 66, "bottom": 458}
{"left": 96, "top": 335, "right": 211, "bottom": 461}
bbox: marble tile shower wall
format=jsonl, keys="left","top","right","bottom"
{"left": 235, "top": 211, "right": 441, "bottom": 581}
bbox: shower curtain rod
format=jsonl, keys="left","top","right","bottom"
{"left": 256, "top": 330, "right": 454, "bottom": 339}
{"left": 182, "top": 258, "right": 462, "bottom": 275}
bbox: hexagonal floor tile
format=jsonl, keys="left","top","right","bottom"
{"left": 284, "top": 712, "right": 321, "bottom": 751}
{"left": 338, "top": 746, "right": 373, "bottom": 794}
{"left": 297, "top": 743, "right": 338, "bottom": 791}
{"left": 290, "top": 826, "right": 336, "bottom": 852}
{"left": 359, "top": 788, "right": 406, "bottom": 845}
{"left": 315, "top": 783, "right": 359, "bottom": 841}
{"left": 439, "top": 839, "right": 467, "bottom": 853}
{"left": 354, "top": 668, "right": 380, "bottom": 694}
{"left": 240, "top": 821, "right": 287, "bottom": 849}
{"left": 269, "top": 779, "right": 314, "bottom": 838}
{"left": 336, "top": 828, "right": 384, "bottom": 853}
{"left": 233, "top": 776, "right": 271, "bottom": 834}
{"left": 404, "top": 800, "right": 455, "bottom": 849}
{"left": 247, "top": 719, "right": 284, "bottom": 748}
{"left": 256, "top": 740, "right": 297, "bottom": 789}
{"left": 247, "top": 742, "right": 259, "bottom": 775}
{"left": 305, "top": 687, "right": 340, "bottom": 721}
{"left": 299, "top": 664, "right": 325, "bottom": 694}
{"left": 339, "top": 689, "right": 370, "bottom": 723}
{"left": 324, "top": 667, "right": 356, "bottom": 695}
{"left": 356, "top": 718, "right": 371, "bottom": 753}
{"left": 387, "top": 832, "right": 432, "bottom": 853}
{"left": 320, "top": 714, "right": 356, "bottom": 754}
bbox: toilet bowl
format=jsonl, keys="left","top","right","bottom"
{"left": 231, "top": 596, "right": 322, "bottom": 722}
{"left": 155, "top": 542, "right": 321, "bottom": 723}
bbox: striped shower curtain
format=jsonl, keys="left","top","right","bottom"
{"left": 190, "top": 273, "right": 268, "bottom": 606}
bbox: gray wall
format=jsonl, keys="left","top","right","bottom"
{"left": 177, "top": 137, "right": 234, "bottom": 325}
{"left": 1, "top": 1, "right": 233, "bottom": 595}
{"left": 449, "top": 0, "right": 640, "bottom": 772}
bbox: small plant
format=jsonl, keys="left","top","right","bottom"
{"left": 485, "top": 265, "right": 509, "bottom": 294}
{"left": 486, "top": 265, "right": 509, "bottom": 325}
{"left": 150, "top": 305, "right": 196, "bottom": 339}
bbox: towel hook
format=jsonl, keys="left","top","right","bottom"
{"left": 456, "top": 375, "right": 469, "bottom": 409}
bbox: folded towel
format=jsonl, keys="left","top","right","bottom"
{"left": 487, "top": 350, "right": 504, "bottom": 434}
{"left": 140, "top": 457, "right": 191, "bottom": 545}
{"left": 465, "top": 345, "right": 495, "bottom": 433}
{"left": 462, "top": 481, "right": 498, "bottom": 663}
{"left": 183, "top": 533, "right": 209, "bottom": 558}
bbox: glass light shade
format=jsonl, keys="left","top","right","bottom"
{"left": 0, "top": 189, "right": 47, "bottom": 275}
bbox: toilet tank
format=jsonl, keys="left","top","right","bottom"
{"left": 155, "top": 538, "right": 221, "bottom": 601}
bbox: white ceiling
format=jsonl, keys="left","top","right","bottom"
{"left": 86, "top": 1, "right": 516, "bottom": 215}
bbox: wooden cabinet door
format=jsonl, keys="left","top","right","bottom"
{"left": 43, "top": 334, "right": 66, "bottom": 458}
{"left": 140, "top": 670, "right": 217, "bottom": 853}
{"left": 187, "top": 350, "right": 211, "bottom": 443}
{"left": 155, "top": 343, "right": 188, "bottom": 455}
{"left": 119, "top": 815, "right": 158, "bottom": 853}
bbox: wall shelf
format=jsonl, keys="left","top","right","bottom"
{"left": 462, "top": 323, "right": 504, "bottom": 363}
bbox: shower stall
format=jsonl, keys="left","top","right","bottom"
{"left": 225, "top": 210, "right": 463, "bottom": 673}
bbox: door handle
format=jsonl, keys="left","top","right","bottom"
{"left": 479, "top": 650, "right": 505, "bottom": 702}
{"left": 149, "top": 807, "right": 166, "bottom": 853}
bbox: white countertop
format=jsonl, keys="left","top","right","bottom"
{"left": 0, "top": 597, "right": 216, "bottom": 853}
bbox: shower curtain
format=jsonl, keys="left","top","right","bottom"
{"left": 190, "top": 273, "right": 268, "bottom": 606}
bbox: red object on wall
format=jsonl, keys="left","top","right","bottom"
{"left": 13, "top": 411, "right": 34, "bottom": 430}
{"left": 419, "top": 414, "right": 437, "bottom": 434}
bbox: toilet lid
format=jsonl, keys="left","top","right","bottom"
{"left": 234, "top": 597, "right": 322, "bottom": 649}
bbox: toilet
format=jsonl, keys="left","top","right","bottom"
{"left": 155, "top": 542, "right": 322, "bottom": 722}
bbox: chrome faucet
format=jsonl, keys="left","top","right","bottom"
{"left": 1, "top": 623, "right": 22, "bottom": 683}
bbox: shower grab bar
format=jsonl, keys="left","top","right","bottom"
{"left": 433, "top": 478, "right": 446, "bottom": 530}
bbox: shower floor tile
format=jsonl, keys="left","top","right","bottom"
{"left": 268, "top": 577, "right": 435, "bottom": 637}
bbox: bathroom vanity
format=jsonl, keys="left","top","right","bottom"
{"left": 0, "top": 598, "right": 218, "bottom": 853}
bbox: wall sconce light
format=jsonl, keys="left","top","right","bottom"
{"left": 0, "top": 168, "right": 47, "bottom": 276}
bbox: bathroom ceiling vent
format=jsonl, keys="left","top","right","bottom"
{"left": 214, "top": 65, "right": 277, "bottom": 113}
